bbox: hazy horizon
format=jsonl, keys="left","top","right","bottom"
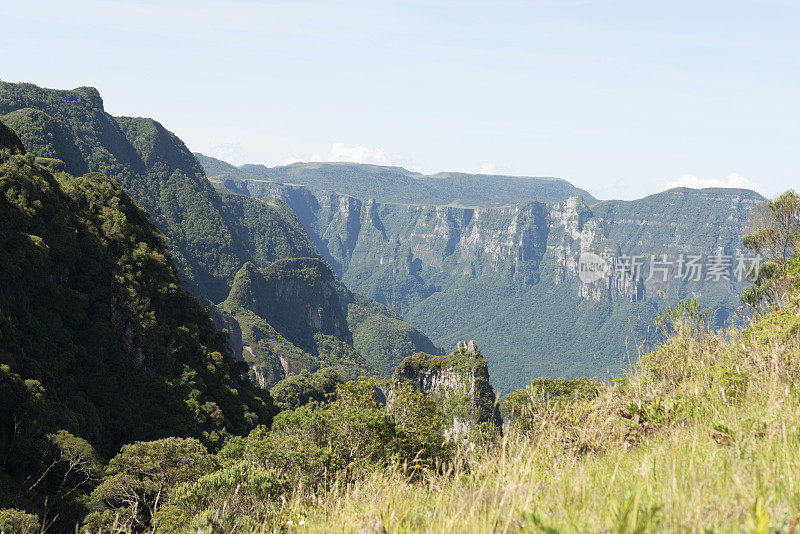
{"left": 4, "top": 0, "right": 798, "bottom": 200}
{"left": 197, "top": 150, "right": 769, "bottom": 202}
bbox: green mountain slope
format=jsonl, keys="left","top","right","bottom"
{"left": 0, "top": 118, "right": 24, "bottom": 154}
{"left": 219, "top": 193, "right": 320, "bottom": 268}
{"left": 341, "top": 290, "right": 442, "bottom": 378}
{"left": 0, "top": 84, "right": 245, "bottom": 301}
{"left": 216, "top": 258, "right": 441, "bottom": 384}
{"left": 220, "top": 259, "right": 375, "bottom": 385}
{"left": 0, "top": 82, "right": 440, "bottom": 386}
{"left": 203, "top": 154, "right": 763, "bottom": 393}
{"left": 195, "top": 153, "right": 597, "bottom": 207}
{"left": 0, "top": 131, "right": 273, "bottom": 460}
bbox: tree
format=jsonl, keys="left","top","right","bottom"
{"left": 86, "top": 438, "right": 216, "bottom": 532}
{"left": 742, "top": 190, "right": 800, "bottom": 309}
{"left": 387, "top": 381, "right": 450, "bottom": 472}
{"left": 0, "top": 508, "right": 39, "bottom": 534}
{"left": 742, "top": 190, "right": 800, "bottom": 270}
{"left": 20, "top": 431, "right": 102, "bottom": 507}
{"left": 269, "top": 367, "right": 342, "bottom": 411}
{"left": 247, "top": 378, "right": 398, "bottom": 485}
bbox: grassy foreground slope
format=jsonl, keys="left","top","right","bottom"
{"left": 294, "top": 287, "right": 800, "bottom": 531}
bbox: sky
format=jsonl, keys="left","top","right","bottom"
{"left": 2, "top": 0, "right": 798, "bottom": 200}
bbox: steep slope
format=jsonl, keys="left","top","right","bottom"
{"left": 0, "top": 83, "right": 246, "bottom": 301}
{"left": 221, "top": 259, "right": 375, "bottom": 386}
{"left": 341, "top": 290, "right": 442, "bottom": 378}
{"left": 0, "top": 114, "right": 30, "bottom": 155}
{"left": 1, "top": 82, "right": 439, "bottom": 385}
{"left": 392, "top": 341, "right": 502, "bottom": 438}
{"left": 0, "top": 118, "right": 23, "bottom": 151}
{"left": 208, "top": 160, "right": 763, "bottom": 393}
{"left": 0, "top": 140, "right": 273, "bottom": 459}
{"left": 219, "top": 193, "right": 320, "bottom": 268}
{"left": 196, "top": 153, "right": 597, "bottom": 207}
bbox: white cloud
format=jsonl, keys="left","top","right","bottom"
{"left": 282, "top": 156, "right": 302, "bottom": 165}
{"left": 207, "top": 142, "right": 248, "bottom": 166}
{"left": 326, "top": 142, "right": 391, "bottom": 165}
{"left": 478, "top": 163, "right": 497, "bottom": 175}
{"left": 661, "top": 172, "right": 761, "bottom": 193}
{"left": 476, "top": 162, "right": 516, "bottom": 175}
{"left": 309, "top": 142, "right": 424, "bottom": 171}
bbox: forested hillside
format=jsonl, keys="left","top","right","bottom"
{"left": 0, "top": 124, "right": 273, "bottom": 525}
{"left": 220, "top": 259, "right": 375, "bottom": 385}
{"left": 200, "top": 153, "right": 762, "bottom": 392}
{"left": 0, "top": 82, "right": 440, "bottom": 387}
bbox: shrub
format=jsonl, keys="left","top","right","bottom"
{"left": 270, "top": 367, "right": 342, "bottom": 411}
{"left": 0, "top": 508, "right": 40, "bottom": 534}
{"left": 247, "top": 376, "right": 453, "bottom": 488}
{"left": 502, "top": 376, "right": 603, "bottom": 434}
{"left": 86, "top": 438, "right": 216, "bottom": 531}
{"left": 155, "top": 460, "right": 288, "bottom": 533}
{"left": 247, "top": 378, "right": 398, "bottom": 485}
{"left": 387, "top": 380, "right": 451, "bottom": 471}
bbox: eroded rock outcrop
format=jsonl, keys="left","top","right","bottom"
{"left": 391, "top": 341, "right": 502, "bottom": 439}
{"left": 220, "top": 258, "right": 375, "bottom": 387}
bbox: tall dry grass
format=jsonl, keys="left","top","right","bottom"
{"left": 282, "top": 295, "right": 800, "bottom": 533}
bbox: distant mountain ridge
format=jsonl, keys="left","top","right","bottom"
{"left": 198, "top": 153, "right": 763, "bottom": 393}
{"left": 194, "top": 153, "right": 597, "bottom": 207}
{"left": 0, "top": 80, "right": 764, "bottom": 395}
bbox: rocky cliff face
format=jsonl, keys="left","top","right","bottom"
{"left": 392, "top": 341, "right": 502, "bottom": 439}
{"left": 257, "top": 258, "right": 352, "bottom": 345}
{"left": 237, "top": 182, "right": 759, "bottom": 308}
{"left": 204, "top": 161, "right": 765, "bottom": 392}
{"left": 220, "top": 258, "right": 375, "bottom": 387}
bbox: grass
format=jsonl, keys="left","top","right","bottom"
{"left": 277, "top": 293, "right": 800, "bottom": 533}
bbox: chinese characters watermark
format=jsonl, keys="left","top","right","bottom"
{"left": 577, "top": 252, "right": 762, "bottom": 285}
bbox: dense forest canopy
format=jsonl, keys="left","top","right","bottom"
{"left": 0, "top": 81, "right": 441, "bottom": 390}
{"left": 0, "top": 122, "right": 276, "bottom": 526}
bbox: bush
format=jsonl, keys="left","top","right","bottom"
{"left": 86, "top": 438, "right": 216, "bottom": 531}
{"left": 270, "top": 367, "right": 342, "bottom": 411}
{"left": 247, "top": 378, "right": 398, "bottom": 485}
{"left": 502, "top": 376, "right": 602, "bottom": 433}
{"left": 0, "top": 508, "right": 40, "bottom": 534}
{"left": 156, "top": 460, "right": 288, "bottom": 533}
{"left": 387, "top": 380, "right": 451, "bottom": 471}
{"left": 248, "top": 376, "right": 453, "bottom": 487}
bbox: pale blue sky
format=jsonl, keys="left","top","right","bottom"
{"left": 3, "top": 0, "right": 798, "bottom": 199}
